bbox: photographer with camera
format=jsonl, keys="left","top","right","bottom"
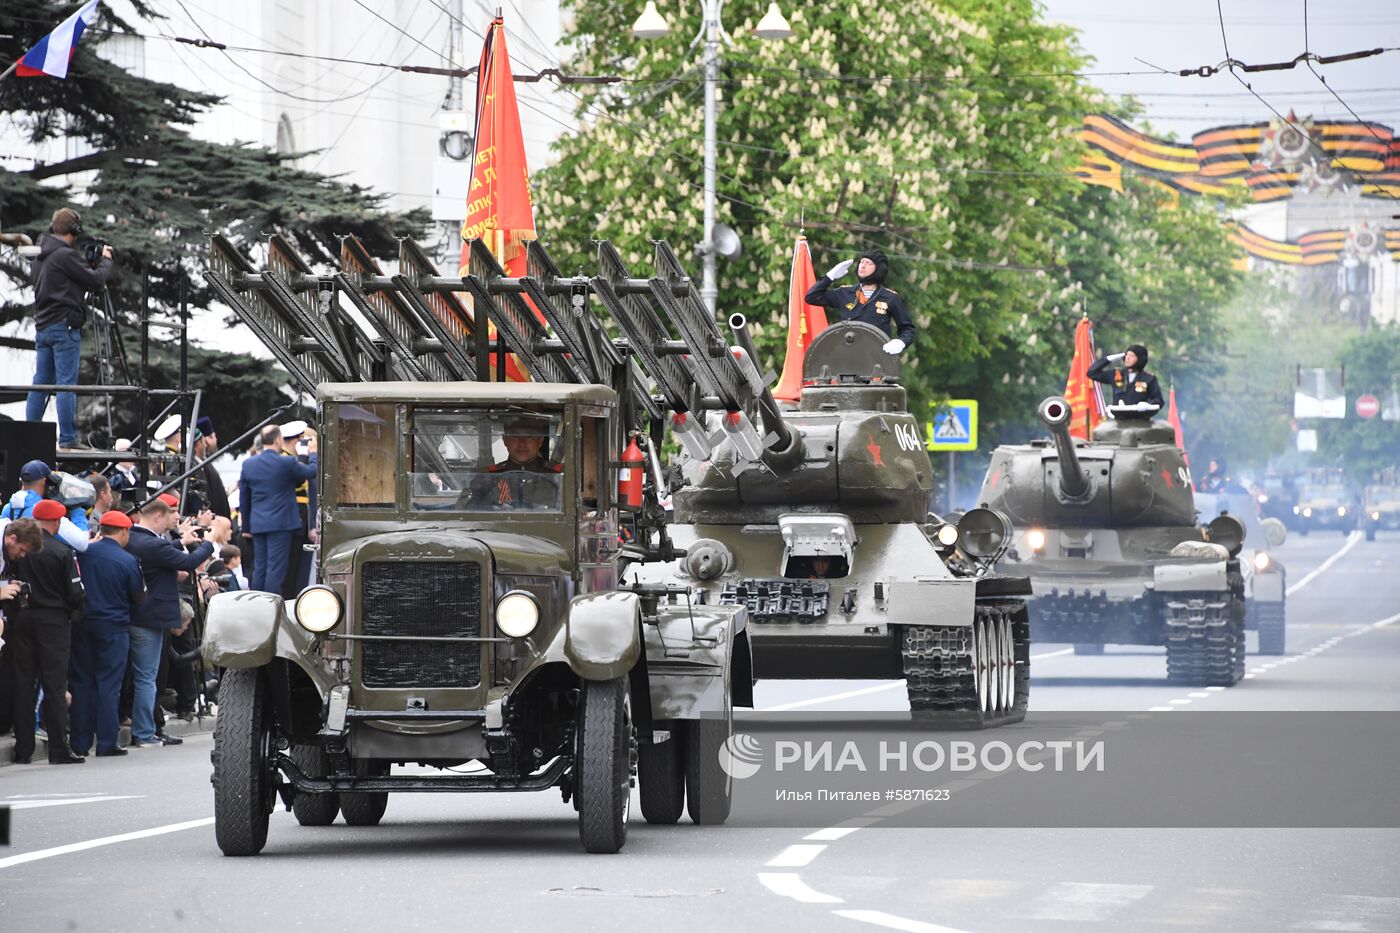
{"left": 25, "top": 207, "right": 113, "bottom": 452}
{"left": 0, "top": 518, "right": 45, "bottom": 738}
{"left": 2, "top": 460, "right": 90, "bottom": 554}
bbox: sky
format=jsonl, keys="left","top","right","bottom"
{"left": 1040, "top": 0, "right": 1400, "bottom": 141}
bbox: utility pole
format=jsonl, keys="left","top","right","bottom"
{"left": 699, "top": 0, "right": 720, "bottom": 316}
{"left": 433, "top": 0, "right": 472, "bottom": 265}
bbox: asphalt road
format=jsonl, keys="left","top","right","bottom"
{"left": 2, "top": 530, "right": 1397, "bottom": 933}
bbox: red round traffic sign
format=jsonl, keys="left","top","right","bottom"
{"left": 1356, "top": 394, "right": 1380, "bottom": 419}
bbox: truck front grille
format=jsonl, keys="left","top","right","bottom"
{"left": 359, "top": 562, "right": 483, "bottom": 688}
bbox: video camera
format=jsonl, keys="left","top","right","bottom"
{"left": 74, "top": 234, "right": 109, "bottom": 269}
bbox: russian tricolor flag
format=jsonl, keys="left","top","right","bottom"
{"left": 15, "top": 1, "right": 102, "bottom": 79}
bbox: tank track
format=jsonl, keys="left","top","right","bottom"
{"left": 1164, "top": 596, "right": 1246, "bottom": 686}
{"left": 1254, "top": 601, "right": 1286, "bottom": 656}
{"left": 901, "top": 600, "right": 1030, "bottom": 728}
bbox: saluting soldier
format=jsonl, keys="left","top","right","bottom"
{"left": 805, "top": 248, "right": 916, "bottom": 355}
{"left": 1087, "top": 343, "right": 1165, "bottom": 411}
{"left": 460, "top": 417, "right": 563, "bottom": 511}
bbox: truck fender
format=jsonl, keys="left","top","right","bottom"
{"left": 644, "top": 603, "right": 746, "bottom": 721}
{"left": 203, "top": 590, "right": 281, "bottom": 669}
{"left": 202, "top": 591, "right": 338, "bottom": 698}
{"left": 563, "top": 591, "right": 642, "bottom": 681}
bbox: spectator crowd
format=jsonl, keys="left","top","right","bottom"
{"left": 0, "top": 415, "right": 319, "bottom": 764}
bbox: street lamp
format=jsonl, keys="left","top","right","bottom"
{"left": 633, "top": 1, "right": 793, "bottom": 315}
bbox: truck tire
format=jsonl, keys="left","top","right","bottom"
{"left": 290, "top": 745, "right": 340, "bottom": 826}
{"left": 577, "top": 677, "right": 631, "bottom": 853}
{"left": 212, "top": 668, "right": 273, "bottom": 856}
{"left": 339, "top": 762, "right": 389, "bottom": 826}
{"left": 1256, "top": 602, "right": 1286, "bottom": 656}
{"left": 684, "top": 715, "right": 733, "bottom": 825}
{"left": 638, "top": 729, "right": 685, "bottom": 825}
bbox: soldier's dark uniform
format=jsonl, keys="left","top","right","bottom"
{"left": 804, "top": 248, "right": 916, "bottom": 344}
{"left": 462, "top": 456, "right": 563, "bottom": 511}
{"left": 1087, "top": 344, "right": 1164, "bottom": 410}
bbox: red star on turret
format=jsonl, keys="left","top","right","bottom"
{"left": 866, "top": 434, "right": 885, "bottom": 467}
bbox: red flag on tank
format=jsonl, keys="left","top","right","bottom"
{"left": 1063, "top": 315, "right": 1107, "bottom": 440}
{"left": 458, "top": 16, "right": 535, "bottom": 381}
{"left": 773, "top": 236, "right": 829, "bottom": 402}
{"left": 1167, "top": 385, "right": 1190, "bottom": 465}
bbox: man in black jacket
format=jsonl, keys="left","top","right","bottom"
{"left": 11, "top": 499, "right": 86, "bottom": 764}
{"left": 1086, "top": 343, "right": 1164, "bottom": 412}
{"left": 804, "top": 248, "right": 916, "bottom": 355}
{"left": 25, "top": 207, "right": 114, "bottom": 451}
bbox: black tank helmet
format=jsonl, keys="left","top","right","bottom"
{"left": 1126, "top": 343, "right": 1149, "bottom": 368}
{"left": 858, "top": 248, "right": 889, "bottom": 285}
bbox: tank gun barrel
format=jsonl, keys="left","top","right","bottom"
{"left": 728, "top": 313, "right": 803, "bottom": 468}
{"left": 1038, "top": 396, "right": 1091, "bottom": 500}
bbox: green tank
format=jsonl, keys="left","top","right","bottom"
{"left": 632, "top": 320, "right": 1032, "bottom": 726}
{"left": 976, "top": 396, "right": 1247, "bottom": 686}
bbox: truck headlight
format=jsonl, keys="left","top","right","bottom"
{"left": 1372, "top": 511, "right": 1381, "bottom": 521}
{"left": 1337, "top": 506, "right": 1347, "bottom": 517}
{"left": 294, "top": 585, "right": 343, "bottom": 633}
{"left": 1252, "top": 551, "right": 1272, "bottom": 572}
{"left": 496, "top": 591, "right": 540, "bottom": 638}
{"left": 1302, "top": 507, "right": 1313, "bottom": 517}
{"left": 1026, "top": 528, "right": 1047, "bottom": 552}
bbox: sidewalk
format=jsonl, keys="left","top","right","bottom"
{"left": 0, "top": 711, "right": 216, "bottom": 769}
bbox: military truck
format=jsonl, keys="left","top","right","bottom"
{"left": 977, "top": 397, "right": 1247, "bottom": 686}
{"left": 630, "top": 319, "right": 1032, "bottom": 727}
{"left": 1293, "top": 480, "right": 1358, "bottom": 535}
{"left": 203, "top": 235, "right": 753, "bottom": 855}
{"left": 1196, "top": 490, "right": 1288, "bottom": 655}
{"left": 1362, "top": 483, "right": 1400, "bottom": 540}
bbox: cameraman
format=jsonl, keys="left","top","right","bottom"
{"left": 26, "top": 207, "right": 113, "bottom": 452}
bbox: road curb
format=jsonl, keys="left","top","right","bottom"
{"left": 1, "top": 712, "right": 216, "bottom": 770}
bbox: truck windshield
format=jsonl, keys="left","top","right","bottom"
{"left": 409, "top": 407, "right": 566, "bottom": 512}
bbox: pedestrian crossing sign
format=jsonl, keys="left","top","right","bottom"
{"left": 928, "top": 399, "right": 978, "bottom": 451}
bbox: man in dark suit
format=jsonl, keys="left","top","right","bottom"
{"left": 239, "top": 424, "right": 318, "bottom": 595}
{"left": 10, "top": 498, "right": 86, "bottom": 764}
{"left": 125, "top": 496, "right": 212, "bottom": 748}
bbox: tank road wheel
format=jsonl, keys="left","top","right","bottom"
{"left": 290, "top": 745, "right": 340, "bottom": 827}
{"left": 212, "top": 668, "right": 275, "bottom": 857}
{"left": 339, "top": 762, "right": 390, "bottom": 827}
{"left": 685, "top": 702, "right": 734, "bottom": 826}
{"left": 638, "top": 729, "right": 686, "bottom": 825}
{"left": 902, "top": 602, "right": 1030, "bottom": 727}
{"left": 1256, "top": 601, "right": 1286, "bottom": 656}
{"left": 577, "top": 677, "right": 631, "bottom": 853}
{"left": 1165, "top": 598, "right": 1245, "bottom": 687}
{"left": 1073, "top": 643, "right": 1105, "bottom": 656}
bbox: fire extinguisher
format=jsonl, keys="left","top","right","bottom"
{"left": 619, "top": 435, "right": 645, "bottom": 508}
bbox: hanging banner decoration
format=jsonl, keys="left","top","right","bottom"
{"left": 1294, "top": 368, "right": 1347, "bottom": 420}
{"left": 774, "top": 236, "right": 828, "bottom": 403}
{"left": 1080, "top": 112, "right": 1400, "bottom": 203}
{"left": 1167, "top": 386, "right": 1189, "bottom": 465}
{"left": 1062, "top": 316, "right": 1107, "bottom": 441}
{"left": 1228, "top": 224, "right": 1400, "bottom": 266}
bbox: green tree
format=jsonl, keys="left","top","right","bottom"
{"left": 1317, "top": 324, "right": 1400, "bottom": 480}
{"left": 535, "top": 0, "right": 1241, "bottom": 443}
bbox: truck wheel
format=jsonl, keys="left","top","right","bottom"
{"left": 1256, "top": 602, "right": 1286, "bottom": 656}
{"left": 638, "top": 729, "right": 685, "bottom": 825}
{"left": 1073, "top": 643, "right": 1104, "bottom": 656}
{"left": 577, "top": 677, "right": 631, "bottom": 853}
{"left": 212, "top": 668, "right": 274, "bottom": 856}
{"left": 339, "top": 762, "right": 389, "bottom": 826}
{"left": 684, "top": 710, "right": 733, "bottom": 826}
{"left": 290, "top": 745, "right": 340, "bottom": 826}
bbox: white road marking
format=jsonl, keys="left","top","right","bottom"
{"left": 832, "top": 909, "right": 973, "bottom": 933}
{"left": 806, "top": 818, "right": 879, "bottom": 841}
{"left": 1205, "top": 686, "right": 1226, "bottom": 692}
{"left": 1187, "top": 692, "right": 1210, "bottom": 698}
{"left": 757, "top": 872, "right": 844, "bottom": 904}
{"left": 1169, "top": 698, "right": 1192, "bottom": 705}
{"left": 1010, "top": 881, "right": 1155, "bottom": 922}
{"left": 759, "top": 649, "right": 1072, "bottom": 712}
{"left": 1287, "top": 532, "right": 1362, "bottom": 596}
{"left": 1148, "top": 706, "right": 1174, "bottom": 712}
{"left": 3, "top": 795, "right": 142, "bottom": 811}
{"left": 0, "top": 817, "right": 213, "bottom": 871}
{"left": 767, "top": 844, "right": 827, "bottom": 868}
